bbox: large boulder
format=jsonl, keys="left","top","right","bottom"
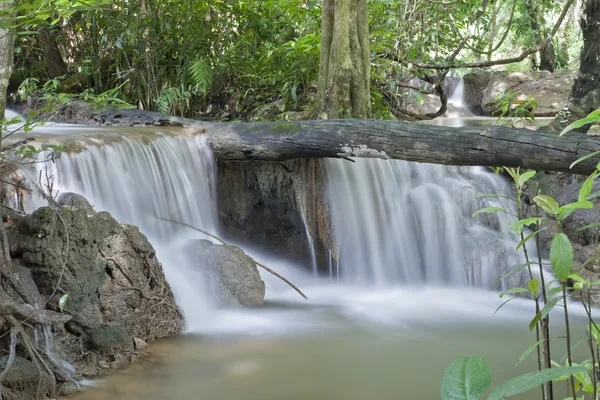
{"left": 464, "top": 70, "right": 493, "bottom": 115}
{"left": 6, "top": 203, "right": 183, "bottom": 353}
{"left": 464, "top": 70, "right": 576, "bottom": 116}
{"left": 479, "top": 70, "right": 575, "bottom": 116}
{"left": 185, "top": 239, "right": 265, "bottom": 307}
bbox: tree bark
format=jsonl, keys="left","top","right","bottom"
{"left": 0, "top": 0, "right": 15, "bottom": 117}
{"left": 196, "top": 119, "right": 600, "bottom": 175}
{"left": 315, "top": 0, "right": 371, "bottom": 119}
{"left": 525, "top": 0, "right": 556, "bottom": 72}
{"left": 550, "top": 0, "right": 600, "bottom": 132}
{"left": 38, "top": 26, "right": 68, "bottom": 78}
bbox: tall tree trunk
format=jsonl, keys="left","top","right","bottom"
{"left": 0, "top": 0, "right": 15, "bottom": 117}
{"left": 38, "top": 26, "right": 68, "bottom": 78}
{"left": 550, "top": 0, "right": 600, "bottom": 132}
{"left": 315, "top": 0, "right": 371, "bottom": 119}
{"left": 526, "top": 0, "right": 557, "bottom": 72}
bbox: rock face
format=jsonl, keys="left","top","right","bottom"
{"left": 185, "top": 239, "right": 265, "bottom": 306}
{"left": 463, "top": 70, "right": 576, "bottom": 116}
{"left": 217, "top": 159, "right": 332, "bottom": 269}
{"left": 6, "top": 202, "right": 183, "bottom": 366}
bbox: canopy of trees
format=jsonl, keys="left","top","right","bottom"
{"left": 0, "top": 0, "right": 592, "bottom": 122}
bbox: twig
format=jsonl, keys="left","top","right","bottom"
{"left": 155, "top": 216, "right": 308, "bottom": 300}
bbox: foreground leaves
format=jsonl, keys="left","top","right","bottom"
{"left": 440, "top": 356, "right": 491, "bottom": 400}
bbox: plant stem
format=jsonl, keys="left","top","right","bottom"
{"left": 562, "top": 284, "right": 576, "bottom": 399}
{"left": 586, "top": 290, "right": 598, "bottom": 400}
{"left": 517, "top": 186, "right": 547, "bottom": 399}
{"left": 535, "top": 202, "right": 553, "bottom": 400}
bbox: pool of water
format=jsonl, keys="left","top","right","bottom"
{"left": 70, "top": 275, "right": 590, "bottom": 400}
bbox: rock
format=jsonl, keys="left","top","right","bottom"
{"left": 56, "top": 192, "right": 95, "bottom": 214}
{"left": 59, "top": 381, "right": 80, "bottom": 396}
{"left": 217, "top": 159, "right": 332, "bottom": 268}
{"left": 133, "top": 337, "right": 149, "bottom": 350}
{"left": 555, "top": 180, "right": 600, "bottom": 246}
{"left": 6, "top": 201, "right": 183, "bottom": 355}
{"left": 463, "top": 70, "right": 493, "bottom": 115}
{"left": 464, "top": 70, "right": 576, "bottom": 116}
{"left": 480, "top": 71, "right": 575, "bottom": 116}
{"left": 185, "top": 239, "right": 265, "bottom": 307}
{"left": 0, "top": 356, "right": 39, "bottom": 383}
{"left": 90, "top": 325, "right": 132, "bottom": 354}
{"left": 514, "top": 71, "right": 576, "bottom": 116}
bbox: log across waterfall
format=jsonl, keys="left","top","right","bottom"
{"left": 201, "top": 119, "right": 599, "bottom": 174}
{"left": 35, "top": 102, "right": 600, "bottom": 174}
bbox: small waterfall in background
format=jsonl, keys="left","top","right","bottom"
{"left": 323, "top": 159, "right": 522, "bottom": 288}
{"left": 449, "top": 77, "right": 465, "bottom": 108}
{"left": 30, "top": 136, "right": 219, "bottom": 330}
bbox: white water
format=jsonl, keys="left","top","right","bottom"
{"left": 323, "top": 159, "right": 521, "bottom": 287}
{"left": 449, "top": 77, "right": 465, "bottom": 108}
{"left": 20, "top": 126, "right": 590, "bottom": 400}
{"left": 33, "top": 136, "right": 220, "bottom": 330}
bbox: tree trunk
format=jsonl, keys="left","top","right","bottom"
{"left": 526, "top": 0, "right": 556, "bottom": 72}
{"left": 315, "top": 0, "right": 371, "bottom": 119}
{"left": 550, "top": 0, "right": 600, "bottom": 132}
{"left": 38, "top": 26, "right": 68, "bottom": 78}
{"left": 0, "top": 0, "right": 15, "bottom": 117}
{"left": 196, "top": 119, "right": 600, "bottom": 174}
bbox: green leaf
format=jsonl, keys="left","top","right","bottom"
{"left": 59, "top": 293, "right": 69, "bottom": 313}
{"left": 518, "top": 171, "right": 536, "bottom": 186}
{"left": 528, "top": 279, "right": 539, "bottom": 296}
{"left": 550, "top": 233, "right": 574, "bottom": 281}
{"left": 494, "top": 297, "right": 517, "bottom": 316}
{"left": 516, "top": 338, "right": 550, "bottom": 367}
{"left": 440, "top": 356, "right": 491, "bottom": 400}
{"left": 499, "top": 287, "right": 529, "bottom": 298}
{"left": 487, "top": 367, "right": 587, "bottom": 400}
{"left": 516, "top": 229, "right": 544, "bottom": 251}
{"left": 560, "top": 109, "right": 600, "bottom": 136}
{"left": 529, "top": 297, "right": 561, "bottom": 331}
{"left": 558, "top": 200, "right": 594, "bottom": 213}
{"left": 569, "top": 151, "right": 600, "bottom": 169}
{"left": 579, "top": 173, "right": 597, "bottom": 201}
{"left": 576, "top": 222, "right": 600, "bottom": 233}
{"left": 473, "top": 207, "right": 506, "bottom": 218}
{"left": 506, "top": 218, "right": 544, "bottom": 236}
{"left": 533, "top": 195, "right": 559, "bottom": 215}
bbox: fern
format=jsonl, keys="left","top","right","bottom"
{"left": 188, "top": 59, "right": 212, "bottom": 92}
{"left": 156, "top": 87, "right": 193, "bottom": 115}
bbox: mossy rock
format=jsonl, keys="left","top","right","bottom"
{"left": 90, "top": 325, "right": 132, "bottom": 354}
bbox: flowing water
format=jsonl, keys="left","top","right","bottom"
{"left": 5, "top": 108, "right": 588, "bottom": 399}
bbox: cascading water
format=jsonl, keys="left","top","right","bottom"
{"left": 323, "top": 158, "right": 522, "bottom": 288}
{"left": 449, "top": 77, "right": 465, "bottom": 108}
{"left": 30, "top": 136, "right": 220, "bottom": 330}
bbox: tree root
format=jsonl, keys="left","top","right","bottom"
{"left": 156, "top": 216, "right": 309, "bottom": 299}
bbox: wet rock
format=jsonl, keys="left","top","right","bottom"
{"left": 0, "top": 356, "right": 38, "bottom": 383}
{"left": 59, "top": 381, "right": 80, "bottom": 396}
{"left": 6, "top": 200, "right": 182, "bottom": 355}
{"left": 90, "top": 326, "right": 132, "bottom": 354}
{"left": 463, "top": 70, "right": 493, "bottom": 115}
{"left": 185, "top": 239, "right": 265, "bottom": 307}
{"left": 555, "top": 180, "right": 600, "bottom": 246}
{"left": 133, "top": 337, "right": 149, "bottom": 350}
{"left": 56, "top": 192, "right": 95, "bottom": 214}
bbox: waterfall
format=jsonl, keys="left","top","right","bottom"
{"left": 449, "top": 77, "right": 465, "bottom": 108}
{"left": 31, "top": 136, "right": 219, "bottom": 330}
{"left": 323, "top": 159, "right": 521, "bottom": 288}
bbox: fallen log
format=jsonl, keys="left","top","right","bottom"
{"left": 197, "top": 119, "right": 600, "bottom": 175}
{"left": 39, "top": 102, "right": 600, "bottom": 174}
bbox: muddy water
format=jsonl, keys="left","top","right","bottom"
{"left": 71, "top": 284, "right": 587, "bottom": 400}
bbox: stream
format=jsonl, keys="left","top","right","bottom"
{"left": 9, "top": 109, "right": 588, "bottom": 399}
